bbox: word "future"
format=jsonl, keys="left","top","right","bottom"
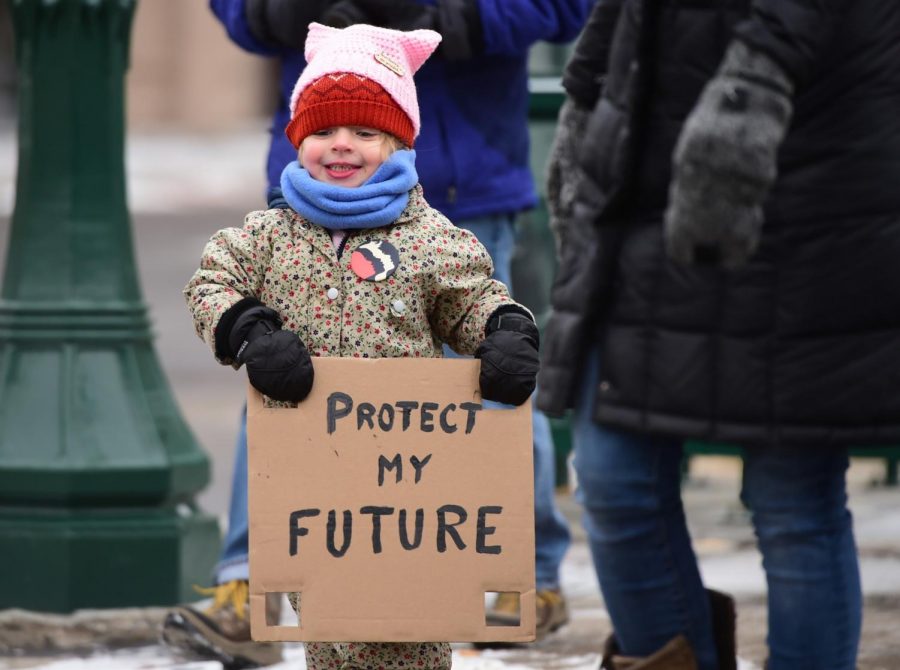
{"left": 286, "top": 391, "right": 503, "bottom": 558}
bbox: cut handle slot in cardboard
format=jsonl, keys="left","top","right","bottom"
{"left": 247, "top": 357, "right": 536, "bottom": 642}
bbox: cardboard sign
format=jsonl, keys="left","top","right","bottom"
{"left": 247, "top": 357, "right": 535, "bottom": 643}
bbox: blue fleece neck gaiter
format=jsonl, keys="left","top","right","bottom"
{"left": 279, "top": 149, "right": 418, "bottom": 230}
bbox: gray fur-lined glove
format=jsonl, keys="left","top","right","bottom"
{"left": 664, "top": 40, "right": 794, "bottom": 269}
{"left": 545, "top": 97, "right": 591, "bottom": 258}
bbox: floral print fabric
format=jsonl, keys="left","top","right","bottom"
{"left": 186, "top": 186, "right": 520, "bottom": 668}
{"left": 184, "top": 185, "right": 514, "bottom": 367}
{"left": 305, "top": 641, "right": 452, "bottom": 669}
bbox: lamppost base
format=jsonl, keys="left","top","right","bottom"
{"left": 0, "top": 506, "right": 220, "bottom": 613}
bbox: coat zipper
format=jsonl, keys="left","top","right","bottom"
{"left": 336, "top": 231, "right": 352, "bottom": 260}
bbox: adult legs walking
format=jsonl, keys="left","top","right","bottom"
{"left": 742, "top": 444, "right": 861, "bottom": 670}
{"left": 573, "top": 346, "right": 862, "bottom": 669}
{"left": 572, "top": 348, "right": 719, "bottom": 669}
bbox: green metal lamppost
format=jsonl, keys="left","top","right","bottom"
{"left": 0, "top": 0, "right": 219, "bottom": 612}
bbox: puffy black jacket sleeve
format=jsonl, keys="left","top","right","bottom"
{"left": 562, "top": 0, "right": 624, "bottom": 109}
{"left": 733, "top": 0, "right": 848, "bottom": 88}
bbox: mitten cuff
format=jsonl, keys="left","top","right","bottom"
{"left": 486, "top": 305, "right": 539, "bottom": 347}
{"left": 214, "top": 297, "right": 281, "bottom": 363}
{"left": 721, "top": 40, "right": 794, "bottom": 96}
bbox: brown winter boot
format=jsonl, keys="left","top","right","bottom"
{"left": 600, "top": 634, "right": 697, "bottom": 670}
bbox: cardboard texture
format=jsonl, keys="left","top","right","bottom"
{"left": 247, "top": 358, "right": 535, "bottom": 642}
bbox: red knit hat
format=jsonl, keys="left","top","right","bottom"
{"left": 284, "top": 23, "right": 441, "bottom": 150}
{"left": 285, "top": 72, "right": 415, "bottom": 149}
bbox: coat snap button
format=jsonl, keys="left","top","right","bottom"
{"left": 599, "top": 381, "right": 611, "bottom": 392}
{"left": 390, "top": 299, "right": 406, "bottom": 317}
{"left": 326, "top": 287, "right": 339, "bottom": 301}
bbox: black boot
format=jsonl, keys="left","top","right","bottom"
{"left": 707, "top": 589, "right": 737, "bottom": 670}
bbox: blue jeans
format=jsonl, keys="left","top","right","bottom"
{"left": 445, "top": 215, "right": 571, "bottom": 591}
{"left": 216, "top": 215, "right": 571, "bottom": 591}
{"left": 572, "top": 347, "right": 861, "bottom": 670}
{"left": 216, "top": 409, "right": 251, "bottom": 583}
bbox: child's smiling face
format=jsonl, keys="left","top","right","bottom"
{"left": 299, "top": 126, "right": 396, "bottom": 188}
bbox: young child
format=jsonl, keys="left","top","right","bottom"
{"left": 184, "top": 21, "right": 540, "bottom": 670}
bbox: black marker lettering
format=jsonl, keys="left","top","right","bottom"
{"left": 460, "top": 402, "right": 482, "bottom": 434}
{"left": 420, "top": 402, "right": 438, "bottom": 432}
{"left": 378, "top": 453, "right": 403, "bottom": 486}
{"left": 289, "top": 508, "right": 321, "bottom": 555}
{"left": 436, "top": 504, "right": 467, "bottom": 552}
{"left": 377, "top": 403, "right": 395, "bottom": 431}
{"left": 439, "top": 403, "right": 457, "bottom": 433}
{"left": 357, "top": 402, "right": 375, "bottom": 430}
{"left": 395, "top": 400, "right": 419, "bottom": 431}
{"left": 360, "top": 506, "right": 395, "bottom": 553}
{"left": 476, "top": 506, "right": 502, "bottom": 554}
{"left": 326, "top": 509, "right": 352, "bottom": 557}
{"left": 327, "top": 393, "right": 353, "bottom": 434}
{"left": 409, "top": 454, "right": 432, "bottom": 484}
{"left": 399, "top": 508, "right": 424, "bottom": 550}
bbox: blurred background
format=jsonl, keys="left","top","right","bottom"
{"left": 4, "top": 7, "right": 900, "bottom": 668}
{"left": 0, "top": 0, "right": 571, "bottom": 523}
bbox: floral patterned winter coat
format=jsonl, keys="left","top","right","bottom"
{"left": 184, "top": 185, "right": 516, "bottom": 364}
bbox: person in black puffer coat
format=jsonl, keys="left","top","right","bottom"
{"left": 539, "top": 0, "right": 900, "bottom": 669}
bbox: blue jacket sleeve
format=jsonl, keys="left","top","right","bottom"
{"left": 477, "top": 0, "right": 593, "bottom": 55}
{"left": 209, "top": 0, "right": 279, "bottom": 56}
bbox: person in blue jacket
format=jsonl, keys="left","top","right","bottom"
{"left": 160, "top": 2, "right": 591, "bottom": 667}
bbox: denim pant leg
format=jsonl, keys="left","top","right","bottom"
{"left": 214, "top": 407, "right": 251, "bottom": 583}
{"left": 532, "top": 407, "right": 571, "bottom": 590}
{"left": 572, "top": 348, "right": 718, "bottom": 669}
{"left": 450, "top": 215, "right": 571, "bottom": 590}
{"left": 741, "top": 444, "right": 861, "bottom": 670}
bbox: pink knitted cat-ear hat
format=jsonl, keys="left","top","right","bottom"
{"left": 285, "top": 23, "right": 442, "bottom": 148}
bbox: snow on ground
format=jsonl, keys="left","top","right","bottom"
{"left": 7, "top": 644, "right": 763, "bottom": 670}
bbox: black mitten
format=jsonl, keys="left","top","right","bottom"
{"left": 475, "top": 307, "right": 540, "bottom": 406}
{"left": 322, "top": 0, "right": 482, "bottom": 60}
{"left": 217, "top": 298, "right": 314, "bottom": 403}
{"left": 664, "top": 40, "right": 794, "bottom": 269}
{"left": 245, "top": 0, "right": 333, "bottom": 51}
{"left": 239, "top": 329, "right": 315, "bottom": 403}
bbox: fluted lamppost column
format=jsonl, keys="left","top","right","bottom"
{"left": 0, "top": 0, "right": 219, "bottom": 612}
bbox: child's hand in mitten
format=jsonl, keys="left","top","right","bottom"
{"left": 475, "top": 308, "right": 540, "bottom": 406}
{"left": 238, "top": 329, "right": 314, "bottom": 403}
{"left": 218, "top": 298, "right": 314, "bottom": 403}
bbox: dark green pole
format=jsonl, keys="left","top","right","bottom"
{"left": 0, "top": 0, "right": 219, "bottom": 612}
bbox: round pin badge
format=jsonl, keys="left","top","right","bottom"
{"left": 350, "top": 240, "right": 400, "bottom": 281}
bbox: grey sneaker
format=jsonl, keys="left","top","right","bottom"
{"left": 160, "top": 580, "right": 282, "bottom": 669}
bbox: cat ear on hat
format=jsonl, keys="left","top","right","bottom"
{"left": 396, "top": 29, "right": 442, "bottom": 74}
{"left": 304, "top": 22, "right": 340, "bottom": 62}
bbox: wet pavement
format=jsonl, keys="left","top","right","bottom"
{"left": 2, "top": 127, "right": 900, "bottom": 669}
